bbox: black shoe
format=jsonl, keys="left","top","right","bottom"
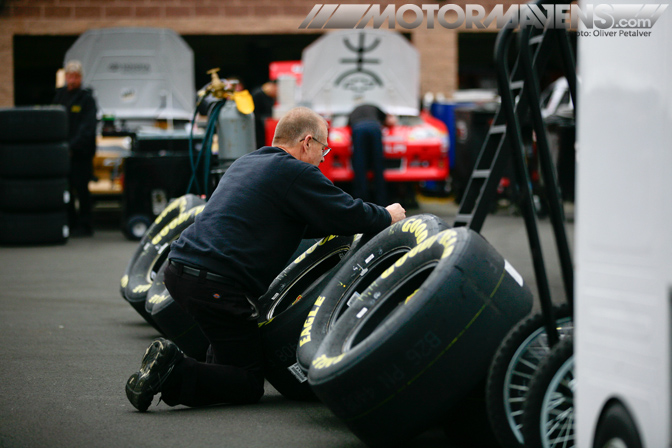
{"left": 125, "top": 338, "right": 183, "bottom": 412}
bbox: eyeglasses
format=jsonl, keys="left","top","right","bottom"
{"left": 300, "top": 137, "right": 331, "bottom": 157}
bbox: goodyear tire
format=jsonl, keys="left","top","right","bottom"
{"left": 295, "top": 214, "right": 450, "bottom": 374}
{"left": 0, "top": 106, "right": 68, "bottom": 142}
{"left": 486, "top": 304, "right": 573, "bottom": 448}
{"left": 287, "top": 238, "right": 320, "bottom": 266}
{"left": 144, "top": 260, "right": 167, "bottom": 319}
{"left": 0, "top": 142, "right": 70, "bottom": 178}
{"left": 122, "top": 203, "right": 205, "bottom": 328}
{"left": 257, "top": 234, "right": 362, "bottom": 401}
{"left": 593, "top": 401, "right": 643, "bottom": 448}
{"left": 307, "top": 228, "right": 534, "bottom": 447}
{"left": 0, "top": 211, "right": 69, "bottom": 245}
{"left": 521, "top": 336, "right": 574, "bottom": 448}
{"left": 146, "top": 260, "right": 209, "bottom": 361}
{"left": 120, "top": 194, "right": 205, "bottom": 300}
{"left": 0, "top": 178, "right": 69, "bottom": 212}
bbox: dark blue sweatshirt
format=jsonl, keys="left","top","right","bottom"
{"left": 169, "top": 146, "right": 391, "bottom": 297}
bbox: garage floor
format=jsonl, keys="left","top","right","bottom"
{"left": 0, "top": 197, "right": 573, "bottom": 448}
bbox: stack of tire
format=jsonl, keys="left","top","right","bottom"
{"left": 0, "top": 106, "right": 70, "bottom": 245}
{"left": 119, "top": 194, "right": 323, "bottom": 362}
{"left": 120, "top": 194, "right": 210, "bottom": 360}
{"left": 256, "top": 214, "right": 535, "bottom": 447}
{"left": 118, "top": 206, "right": 536, "bottom": 446}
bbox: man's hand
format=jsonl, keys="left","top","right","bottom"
{"left": 386, "top": 203, "right": 406, "bottom": 225}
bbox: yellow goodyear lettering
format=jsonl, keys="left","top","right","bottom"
{"left": 258, "top": 316, "right": 275, "bottom": 327}
{"left": 380, "top": 234, "right": 440, "bottom": 280}
{"left": 148, "top": 293, "right": 169, "bottom": 304}
{"left": 299, "top": 296, "right": 326, "bottom": 346}
{"left": 401, "top": 218, "right": 429, "bottom": 244}
{"left": 318, "top": 235, "right": 337, "bottom": 246}
{"left": 132, "top": 283, "right": 152, "bottom": 294}
{"left": 401, "top": 218, "right": 415, "bottom": 232}
{"left": 380, "top": 264, "right": 395, "bottom": 280}
{"left": 294, "top": 235, "right": 337, "bottom": 264}
{"left": 151, "top": 205, "right": 205, "bottom": 245}
{"left": 120, "top": 275, "right": 129, "bottom": 289}
{"left": 155, "top": 196, "right": 186, "bottom": 225}
{"left": 438, "top": 230, "right": 458, "bottom": 259}
{"left": 311, "top": 353, "right": 345, "bottom": 370}
{"left": 294, "top": 241, "right": 318, "bottom": 264}
{"left": 404, "top": 289, "right": 419, "bottom": 305}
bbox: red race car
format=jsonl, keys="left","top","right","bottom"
{"left": 265, "top": 30, "right": 449, "bottom": 184}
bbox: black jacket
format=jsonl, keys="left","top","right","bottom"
{"left": 53, "top": 86, "right": 98, "bottom": 160}
{"left": 169, "top": 146, "right": 391, "bottom": 297}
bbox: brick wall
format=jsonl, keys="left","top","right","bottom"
{"left": 2, "top": 0, "right": 315, "bottom": 21}
{"left": 0, "top": 0, "right": 519, "bottom": 106}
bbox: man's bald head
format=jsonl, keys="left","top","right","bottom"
{"left": 272, "top": 107, "right": 328, "bottom": 147}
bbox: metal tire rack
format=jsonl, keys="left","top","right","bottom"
{"left": 453, "top": 1, "right": 579, "bottom": 446}
{"left": 454, "top": 0, "right": 577, "bottom": 345}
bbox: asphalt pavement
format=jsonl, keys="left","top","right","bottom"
{"left": 0, "top": 196, "right": 573, "bottom": 448}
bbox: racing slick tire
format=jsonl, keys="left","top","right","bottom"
{"left": 0, "top": 211, "right": 69, "bottom": 245}
{"left": 521, "top": 336, "right": 574, "bottom": 448}
{"left": 120, "top": 194, "right": 205, "bottom": 300}
{"left": 295, "top": 214, "right": 450, "bottom": 374}
{"left": 0, "top": 178, "right": 70, "bottom": 212}
{"left": 0, "top": 142, "right": 70, "bottom": 178}
{"left": 486, "top": 303, "right": 574, "bottom": 448}
{"left": 146, "top": 260, "right": 209, "bottom": 361}
{"left": 307, "top": 228, "right": 533, "bottom": 448}
{"left": 257, "top": 234, "right": 361, "bottom": 401}
{"left": 122, "top": 203, "right": 205, "bottom": 329}
{"left": 144, "top": 260, "right": 167, "bottom": 319}
{"left": 0, "top": 106, "right": 68, "bottom": 142}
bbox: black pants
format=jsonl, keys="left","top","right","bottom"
{"left": 69, "top": 159, "right": 93, "bottom": 231}
{"left": 351, "top": 120, "right": 387, "bottom": 206}
{"left": 162, "top": 261, "right": 265, "bottom": 407}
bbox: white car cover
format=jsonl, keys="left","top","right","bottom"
{"left": 65, "top": 27, "right": 195, "bottom": 123}
{"left": 300, "top": 29, "right": 420, "bottom": 116}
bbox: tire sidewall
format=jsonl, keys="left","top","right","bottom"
{"left": 0, "top": 211, "right": 69, "bottom": 245}
{"left": 308, "top": 228, "right": 533, "bottom": 446}
{"left": 120, "top": 195, "right": 204, "bottom": 299}
{"left": 0, "top": 142, "right": 70, "bottom": 178}
{"left": 0, "top": 106, "right": 69, "bottom": 142}
{"left": 0, "top": 178, "right": 70, "bottom": 212}
{"left": 124, "top": 204, "right": 205, "bottom": 305}
{"left": 257, "top": 234, "right": 358, "bottom": 400}
{"left": 296, "top": 214, "right": 450, "bottom": 372}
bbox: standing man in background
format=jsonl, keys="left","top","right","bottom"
{"left": 348, "top": 103, "right": 395, "bottom": 206}
{"left": 53, "top": 60, "right": 98, "bottom": 237}
{"left": 251, "top": 80, "right": 277, "bottom": 148}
